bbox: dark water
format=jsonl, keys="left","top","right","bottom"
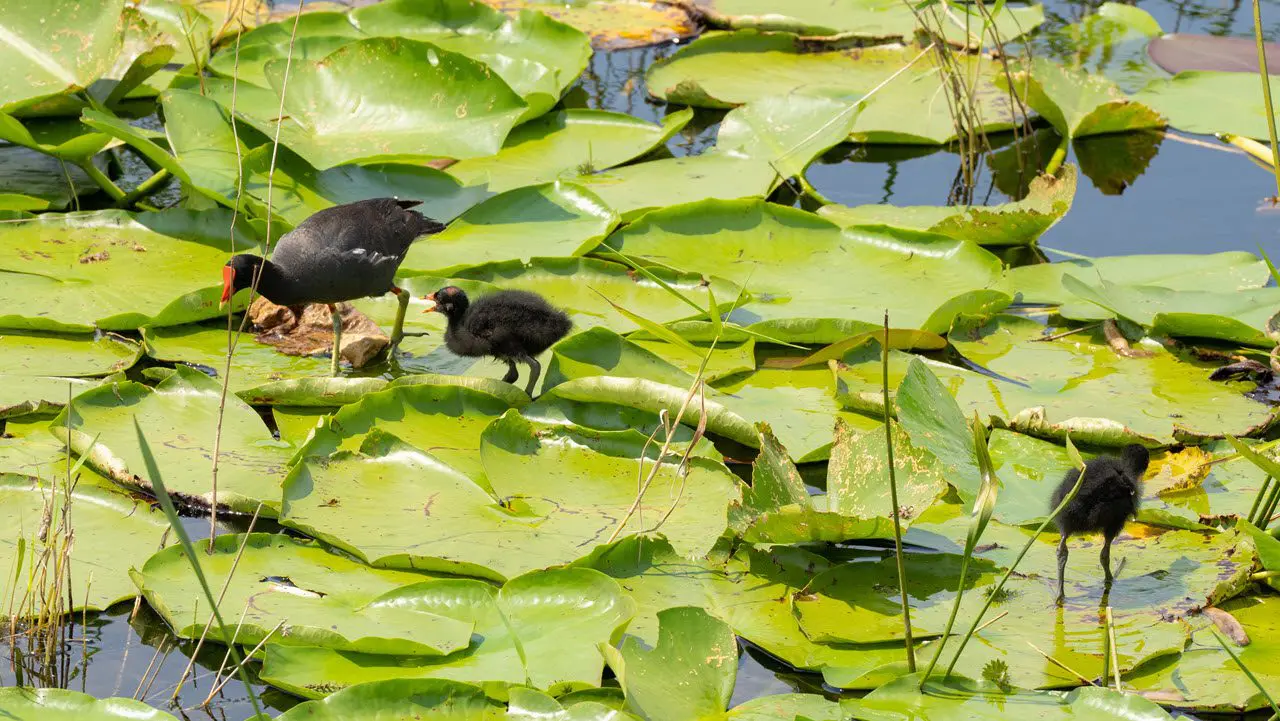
{"left": 6, "top": 0, "right": 1280, "bottom": 717}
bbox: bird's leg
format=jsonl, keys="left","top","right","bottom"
{"left": 329, "top": 303, "right": 343, "bottom": 377}
{"left": 1055, "top": 532, "right": 1069, "bottom": 606}
{"left": 389, "top": 286, "right": 410, "bottom": 351}
{"left": 501, "top": 359, "right": 519, "bottom": 385}
{"left": 1101, "top": 532, "right": 1116, "bottom": 586}
{"left": 524, "top": 357, "right": 541, "bottom": 397}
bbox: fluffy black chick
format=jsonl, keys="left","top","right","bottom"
{"left": 423, "top": 286, "right": 572, "bottom": 396}
{"left": 1050, "top": 444, "right": 1149, "bottom": 604}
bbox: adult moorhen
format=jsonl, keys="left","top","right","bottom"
{"left": 422, "top": 286, "right": 572, "bottom": 396}
{"left": 1050, "top": 444, "right": 1149, "bottom": 604}
{"left": 221, "top": 197, "right": 445, "bottom": 375}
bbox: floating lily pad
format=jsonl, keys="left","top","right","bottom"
{"left": 1061, "top": 275, "right": 1280, "bottom": 347}
{"left": 1004, "top": 57, "right": 1165, "bottom": 140}
{"left": 646, "top": 32, "right": 1022, "bottom": 144}
{"left": 607, "top": 607, "right": 737, "bottom": 721}
{"left": 999, "top": 251, "right": 1270, "bottom": 304}
{"left": 260, "top": 568, "right": 634, "bottom": 698}
{"left": 0, "top": 474, "right": 171, "bottom": 615}
{"left": 398, "top": 182, "right": 618, "bottom": 275}
{"left": 604, "top": 199, "right": 1008, "bottom": 340}
{"left": 282, "top": 417, "right": 739, "bottom": 581}
{"left": 141, "top": 323, "right": 335, "bottom": 396}
{"left": 480, "top": 0, "right": 698, "bottom": 49}
{"left": 0, "top": 209, "right": 261, "bottom": 332}
{"left": 448, "top": 109, "right": 692, "bottom": 192}
{"left": 133, "top": 533, "right": 474, "bottom": 655}
{"left": 849, "top": 677, "right": 1176, "bottom": 720}
{"left": 0, "top": 0, "right": 126, "bottom": 112}
{"left": 1135, "top": 71, "right": 1280, "bottom": 140}
{"left": 53, "top": 365, "right": 292, "bottom": 514}
{"left": 1, "top": 331, "right": 140, "bottom": 377}
{"left": 1148, "top": 33, "right": 1280, "bottom": 75}
{"left": 0, "top": 688, "right": 178, "bottom": 721}
{"left": 819, "top": 166, "right": 1076, "bottom": 247}
{"left": 268, "top": 679, "right": 505, "bottom": 719}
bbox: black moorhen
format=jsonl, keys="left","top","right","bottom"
{"left": 422, "top": 286, "right": 572, "bottom": 396}
{"left": 221, "top": 198, "right": 445, "bottom": 375}
{"left": 1050, "top": 444, "right": 1149, "bottom": 604}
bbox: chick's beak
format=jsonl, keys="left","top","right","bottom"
{"left": 420, "top": 292, "right": 438, "bottom": 313}
{"left": 220, "top": 266, "right": 235, "bottom": 307}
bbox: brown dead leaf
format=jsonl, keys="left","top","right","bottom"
{"left": 1202, "top": 606, "right": 1251, "bottom": 646}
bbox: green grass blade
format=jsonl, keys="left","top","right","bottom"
{"left": 591, "top": 288, "right": 699, "bottom": 353}
{"left": 1212, "top": 628, "right": 1280, "bottom": 718}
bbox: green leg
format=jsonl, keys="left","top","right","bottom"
{"left": 329, "top": 304, "right": 343, "bottom": 376}
{"left": 390, "top": 286, "right": 409, "bottom": 351}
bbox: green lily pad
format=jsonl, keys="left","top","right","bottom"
{"left": 259, "top": 568, "right": 634, "bottom": 698}
{"left": 0, "top": 688, "right": 178, "bottom": 721}
{"left": 0, "top": 208, "right": 261, "bottom": 332}
{"left": 447, "top": 109, "right": 693, "bottom": 192}
{"left": 1004, "top": 57, "right": 1165, "bottom": 139}
{"left": 1060, "top": 276, "right": 1280, "bottom": 347}
{"left": 52, "top": 365, "right": 293, "bottom": 514}
{"left": 1135, "top": 71, "right": 1280, "bottom": 140}
{"left": 296, "top": 378, "right": 526, "bottom": 489}
{"left": 268, "top": 679, "right": 505, "bottom": 719}
{"left": 849, "top": 676, "right": 1176, "bottom": 720}
{"left": 998, "top": 251, "right": 1271, "bottom": 304}
{"left": 697, "top": 0, "right": 1043, "bottom": 46}
{"left": 133, "top": 532, "right": 473, "bottom": 655}
{"left": 818, "top": 165, "right": 1076, "bottom": 247}
{"left": 1042, "top": 3, "right": 1164, "bottom": 94}
{"left": 244, "top": 38, "right": 528, "bottom": 169}
{"left": 480, "top": 0, "right": 698, "bottom": 50}
{"left": 0, "top": 474, "right": 171, "bottom": 615}
{"left": 607, "top": 607, "right": 737, "bottom": 721}
{"left": 506, "top": 687, "right": 642, "bottom": 720}
{"left": 603, "top": 199, "right": 1008, "bottom": 340}
{"left": 573, "top": 94, "right": 858, "bottom": 219}
{"left": 0, "top": 377, "right": 93, "bottom": 422}
{"left": 0, "top": 114, "right": 114, "bottom": 165}
{"left": 646, "top": 32, "right": 1021, "bottom": 144}
{"left": 836, "top": 314, "right": 1277, "bottom": 446}
{"left": 0, "top": 0, "right": 126, "bottom": 112}
{"left": 399, "top": 182, "right": 618, "bottom": 275}
{"left": 282, "top": 416, "right": 740, "bottom": 580}
{"left": 1, "top": 331, "right": 140, "bottom": 376}
{"left": 141, "top": 323, "right": 335, "bottom": 396}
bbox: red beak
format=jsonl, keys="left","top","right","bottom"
{"left": 220, "top": 266, "right": 235, "bottom": 305}
{"left": 421, "top": 292, "right": 439, "bottom": 313}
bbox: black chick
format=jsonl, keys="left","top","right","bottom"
{"left": 423, "top": 286, "right": 572, "bottom": 396}
{"left": 1050, "top": 444, "right": 1149, "bottom": 604}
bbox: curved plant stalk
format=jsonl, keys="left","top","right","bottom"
{"left": 1251, "top": 0, "right": 1280, "bottom": 198}
{"left": 945, "top": 436, "right": 1088, "bottom": 678}
{"left": 132, "top": 420, "right": 263, "bottom": 717}
{"left": 115, "top": 168, "right": 172, "bottom": 209}
{"left": 882, "top": 311, "right": 915, "bottom": 672}
{"left": 920, "top": 412, "right": 998, "bottom": 684}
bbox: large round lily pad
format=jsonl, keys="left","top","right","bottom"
{"left": 479, "top": 0, "right": 698, "bottom": 49}
{"left": 1135, "top": 71, "right": 1280, "bottom": 140}
{"left": 0, "top": 688, "right": 177, "bottom": 721}
{"left": 998, "top": 251, "right": 1271, "bottom": 304}
{"left": 133, "top": 533, "right": 473, "bottom": 656}
{"left": 1, "top": 331, "right": 139, "bottom": 376}
{"left": 0, "top": 474, "right": 171, "bottom": 616}
{"left": 0, "top": 0, "right": 126, "bottom": 112}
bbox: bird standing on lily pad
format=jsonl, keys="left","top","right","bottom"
{"left": 221, "top": 197, "right": 445, "bottom": 375}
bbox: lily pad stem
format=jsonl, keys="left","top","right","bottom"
{"left": 115, "top": 169, "right": 172, "bottom": 209}
{"left": 882, "top": 311, "right": 916, "bottom": 672}
{"left": 1044, "top": 134, "right": 1069, "bottom": 177}
{"left": 1253, "top": 0, "right": 1280, "bottom": 198}
{"left": 79, "top": 161, "right": 125, "bottom": 202}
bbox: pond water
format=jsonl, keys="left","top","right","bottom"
{"left": 3, "top": 0, "right": 1280, "bottom": 718}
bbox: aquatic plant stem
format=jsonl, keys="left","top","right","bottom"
{"left": 1252, "top": 0, "right": 1280, "bottom": 198}
{"left": 1213, "top": 628, "right": 1280, "bottom": 718}
{"left": 882, "top": 311, "right": 916, "bottom": 673}
{"left": 115, "top": 169, "right": 172, "bottom": 209}
{"left": 1044, "top": 134, "right": 1069, "bottom": 177}
{"left": 78, "top": 162, "right": 125, "bottom": 202}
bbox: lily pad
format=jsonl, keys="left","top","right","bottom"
{"left": 1004, "top": 57, "right": 1165, "bottom": 140}
{"left": 837, "top": 314, "right": 1277, "bottom": 446}
{"left": 607, "top": 607, "right": 737, "bottom": 721}
{"left": 1, "top": 331, "right": 140, "bottom": 376}
{"left": 819, "top": 166, "right": 1076, "bottom": 247}
{"left": 133, "top": 532, "right": 472, "bottom": 655}
{"left": 259, "top": 568, "right": 634, "bottom": 698}
{"left": 141, "top": 323, "right": 335, "bottom": 396}
{"left": 447, "top": 109, "right": 693, "bottom": 192}
{"left": 268, "top": 679, "right": 505, "bottom": 719}
{"left": 0, "top": 0, "right": 126, "bottom": 112}
{"left": 603, "top": 199, "right": 1008, "bottom": 340}
{"left": 646, "top": 32, "right": 1022, "bottom": 144}
{"left": 999, "top": 251, "right": 1271, "bottom": 304}
{"left": 0, "top": 688, "right": 178, "bottom": 721}
{"left": 0, "top": 474, "right": 171, "bottom": 615}
{"left": 1135, "top": 71, "right": 1280, "bottom": 140}
{"left": 281, "top": 416, "right": 740, "bottom": 580}
{"left": 0, "top": 208, "right": 261, "bottom": 332}
{"left": 0, "top": 376, "right": 93, "bottom": 422}
{"left": 849, "top": 676, "right": 1176, "bottom": 720}
{"left": 479, "top": 0, "right": 698, "bottom": 50}
{"left": 52, "top": 365, "right": 293, "bottom": 514}
{"left": 398, "top": 182, "right": 618, "bottom": 275}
